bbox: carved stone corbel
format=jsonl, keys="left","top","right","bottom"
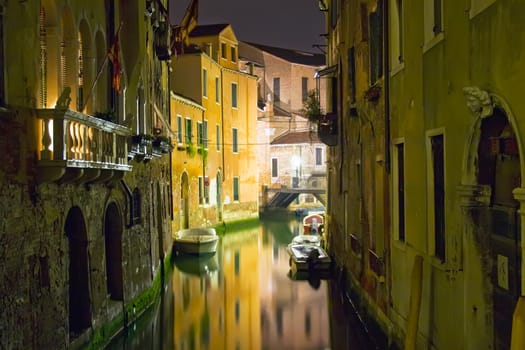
{"left": 462, "top": 86, "right": 493, "bottom": 118}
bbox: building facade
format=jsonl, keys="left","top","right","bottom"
{"left": 321, "top": 0, "right": 525, "bottom": 349}
{"left": 238, "top": 41, "right": 328, "bottom": 205}
{"left": 170, "top": 24, "right": 259, "bottom": 226}
{"left": 0, "top": 0, "right": 174, "bottom": 348}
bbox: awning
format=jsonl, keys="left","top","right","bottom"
{"left": 314, "top": 65, "right": 338, "bottom": 79}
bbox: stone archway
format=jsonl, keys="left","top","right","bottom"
{"left": 460, "top": 87, "right": 523, "bottom": 350}
{"left": 64, "top": 206, "right": 92, "bottom": 339}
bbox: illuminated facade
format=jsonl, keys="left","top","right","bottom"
{"left": 0, "top": 0, "right": 173, "bottom": 348}
{"left": 171, "top": 24, "right": 259, "bottom": 225}
{"left": 322, "top": 0, "right": 525, "bottom": 349}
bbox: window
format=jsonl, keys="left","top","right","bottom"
{"left": 233, "top": 177, "right": 239, "bottom": 201}
{"left": 202, "top": 68, "right": 207, "bottom": 98}
{"left": 271, "top": 158, "right": 278, "bottom": 177}
{"left": 197, "top": 121, "right": 203, "bottom": 146}
{"left": 234, "top": 250, "right": 240, "bottom": 275}
{"left": 369, "top": 1, "right": 384, "bottom": 84}
{"left": 221, "top": 42, "right": 227, "bottom": 59}
{"left": 185, "top": 118, "right": 192, "bottom": 144}
{"left": 198, "top": 176, "right": 204, "bottom": 204}
{"left": 424, "top": 0, "right": 443, "bottom": 44}
{"left": 428, "top": 132, "right": 445, "bottom": 261}
{"left": 203, "top": 120, "right": 208, "bottom": 148}
{"left": 216, "top": 124, "right": 220, "bottom": 150}
{"left": 215, "top": 77, "right": 220, "bottom": 103}
{"left": 394, "top": 142, "right": 405, "bottom": 242}
{"left": 302, "top": 77, "right": 308, "bottom": 102}
{"left": 231, "top": 83, "right": 238, "bottom": 108}
{"left": 315, "top": 147, "right": 323, "bottom": 165}
{"left": 391, "top": 0, "right": 404, "bottom": 65}
{"left": 232, "top": 128, "right": 238, "bottom": 153}
{"left": 348, "top": 47, "right": 356, "bottom": 103}
{"left": 177, "top": 115, "right": 183, "bottom": 144}
{"left": 231, "top": 46, "right": 237, "bottom": 62}
{"left": 273, "top": 77, "right": 280, "bottom": 102}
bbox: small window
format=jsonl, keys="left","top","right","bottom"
{"left": 302, "top": 77, "right": 308, "bottom": 102}
{"left": 185, "top": 118, "right": 192, "bottom": 144}
{"left": 369, "top": 1, "right": 384, "bottom": 84}
{"left": 202, "top": 68, "right": 208, "bottom": 98}
{"left": 215, "top": 77, "right": 220, "bottom": 103}
{"left": 273, "top": 77, "right": 280, "bottom": 102}
{"left": 231, "top": 46, "right": 237, "bottom": 62}
{"left": 177, "top": 115, "right": 183, "bottom": 144}
{"left": 232, "top": 128, "right": 238, "bottom": 153}
{"left": 394, "top": 142, "right": 405, "bottom": 242}
{"left": 221, "top": 42, "right": 227, "bottom": 59}
{"left": 427, "top": 132, "right": 445, "bottom": 262}
{"left": 231, "top": 83, "right": 238, "bottom": 108}
{"left": 216, "top": 124, "right": 220, "bottom": 151}
{"left": 315, "top": 147, "right": 323, "bottom": 165}
{"left": 233, "top": 177, "right": 239, "bottom": 201}
{"left": 348, "top": 47, "right": 356, "bottom": 103}
{"left": 198, "top": 176, "right": 204, "bottom": 204}
{"left": 203, "top": 120, "right": 208, "bottom": 148}
{"left": 197, "top": 121, "right": 203, "bottom": 146}
{"left": 271, "top": 158, "right": 278, "bottom": 177}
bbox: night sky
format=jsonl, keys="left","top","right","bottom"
{"left": 169, "top": 0, "right": 326, "bottom": 53}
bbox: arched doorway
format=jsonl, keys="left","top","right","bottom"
{"left": 216, "top": 170, "right": 223, "bottom": 221}
{"left": 477, "top": 107, "right": 521, "bottom": 350}
{"left": 64, "top": 206, "right": 92, "bottom": 338}
{"left": 181, "top": 172, "right": 189, "bottom": 229}
{"left": 104, "top": 202, "right": 123, "bottom": 300}
{"left": 461, "top": 89, "right": 523, "bottom": 350}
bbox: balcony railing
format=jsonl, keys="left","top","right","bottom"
{"left": 36, "top": 108, "right": 132, "bottom": 184}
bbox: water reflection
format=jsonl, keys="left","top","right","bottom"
{"left": 106, "top": 212, "right": 333, "bottom": 350}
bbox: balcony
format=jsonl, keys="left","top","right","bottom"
{"left": 36, "top": 108, "right": 132, "bottom": 184}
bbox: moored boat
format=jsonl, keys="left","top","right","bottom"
{"left": 173, "top": 227, "right": 219, "bottom": 255}
{"left": 287, "top": 244, "right": 332, "bottom": 274}
{"left": 291, "top": 234, "right": 322, "bottom": 247}
{"left": 303, "top": 213, "right": 324, "bottom": 234}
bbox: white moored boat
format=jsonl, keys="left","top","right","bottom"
{"left": 173, "top": 227, "right": 219, "bottom": 255}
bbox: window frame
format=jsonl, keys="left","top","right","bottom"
{"left": 202, "top": 68, "right": 208, "bottom": 98}
{"left": 393, "top": 139, "right": 406, "bottom": 243}
{"left": 231, "top": 82, "right": 238, "bottom": 108}
{"left": 233, "top": 176, "right": 240, "bottom": 201}
{"left": 232, "top": 127, "right": 238, "bottom": 153}
{"left": 426, "top": 128, "right": 446, "bottom": 263}
{"left": 271, "top": 157, "right": 278, "bottom": 178}
{"left": 176, "top": 115, "right": 183, "bottom": 144}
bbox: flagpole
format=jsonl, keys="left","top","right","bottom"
{"left": 81, "top": 22, "right": 123, "bottom": 113}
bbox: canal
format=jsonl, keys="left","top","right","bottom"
{"left": 105, "top": 211, "right": 378, "bottom": 350}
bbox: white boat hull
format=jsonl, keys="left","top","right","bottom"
{"left": 173, "top": 228, "right": 219, "bottom": 255}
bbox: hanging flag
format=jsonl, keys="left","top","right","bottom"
{"left": 108, "top": 29, "right": 122, "bottom": 94}
{"left": 174, "top": 0, "right": 199, "bottom": 52}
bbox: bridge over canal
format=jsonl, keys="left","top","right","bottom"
{"left": 263, "top": 187, "right": 326, "bottom": 208}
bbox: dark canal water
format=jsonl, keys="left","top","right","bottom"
{"left": 105, "top": 211, "right": 377, "bottom": 350}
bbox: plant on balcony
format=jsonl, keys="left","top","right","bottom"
{"left": 186, "top": 141, "right": 197, "bottom": 158}
{"left": 301, "top": 90, "right": 322, "bottom": 123}
{"left": 198, "top": 144, "right": 208, "bottom": 166}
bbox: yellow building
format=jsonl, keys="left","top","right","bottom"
{"left": 171, "top": 24, "right": 259, "bottom": 226}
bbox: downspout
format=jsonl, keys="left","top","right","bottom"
{"left": 220, "top": 68, "right": 225, "bottom": 222}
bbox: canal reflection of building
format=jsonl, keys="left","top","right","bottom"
{"left": 259, "top": 215, "right": 330, "bottom": 350}
{"left": 172, "top": 228, "right": 261, "bottom": 350}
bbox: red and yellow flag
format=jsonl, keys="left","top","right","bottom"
{"left": 108, "top": 30, "right": 122, "bottom": 94}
